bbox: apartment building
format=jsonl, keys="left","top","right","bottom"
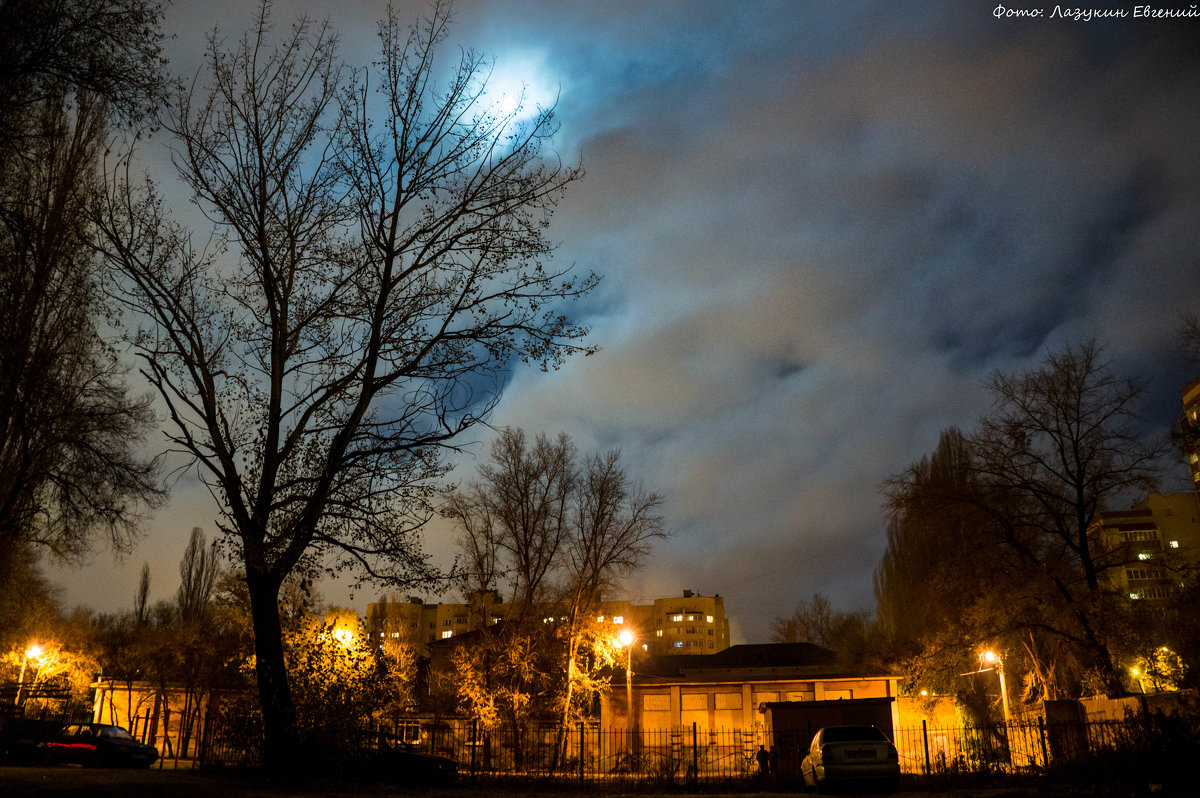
{"left": 1091, "top": 492, "right": 1200, "bottom": 607}
{"left": 365, "top": 590, "right": 731, "bottom": 657}
{"left": 1183, "top": 375, "right": 1200, "bottom": 491}
{"left": 642, "top": 591, "right": 730, "bottom": 656}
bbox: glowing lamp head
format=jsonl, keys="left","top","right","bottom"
{"left": 618, "top": 629, "right": 635, "bottom": 648}
{"left": 332, "top": 627, "right": 355, "bottom": 646}
{"left": 982, "top": 651, "right": 999, "bottom": 664}
{"left": 25, "top": 644, "right": 43, "bottom": 660}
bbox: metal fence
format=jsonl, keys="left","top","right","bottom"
{"left": 893, "top": 714, "right": 1200, "bottom": 777}
{"left": 196, "top": 713, "right": 1200, "bottom": 785}
{"left": 351, "top": 722, "right": 770, "bottom": 786}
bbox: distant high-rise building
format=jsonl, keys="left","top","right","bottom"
{"left": 1181, "top": 376, "right": 1200, "bottom": 493}
{"left": 641, "top": 590, "right": 731, "bottom": 656}
{"left": 1091, "top": 492, "right": 1200, "bottom": 608}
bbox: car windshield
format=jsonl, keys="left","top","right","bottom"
{"left": 96, "top": 726, "right": 136, "bottom": 741}
{"left": 822, "top": 726, "right": 888, "bottom": 743}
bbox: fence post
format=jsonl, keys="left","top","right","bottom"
{"left": 1038, "top": 715, "right": 1049, "bottom": 771}
{"left": 922, "top": 719, "right": 930, "bottom": 776}
{"left": 691, "top": 721, "right": 698, "bottom": 788}
{"left": 578, "top": 722, "right": 585, "bottom": 785}
{"left": 470, "top": 718, "right": 478, "bottom": 783}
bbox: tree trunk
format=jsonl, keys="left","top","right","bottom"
{"left": 246, "top": 568, "right": 301, "bottom": 772}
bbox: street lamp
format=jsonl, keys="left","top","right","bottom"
{"left": 15, "top": 644, "right": 44, "bottom": 707}
{"left": 1131, "top": 667, "right": 1146, "bottom": 694}
{"left": 618, "top": 629, "right": 635, "bottom": 732}
{"left": 980, "top": 650, "right": 1010, "bottom": 723}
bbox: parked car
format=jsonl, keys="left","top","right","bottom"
{"left": 41, "top": 723, "right": 159, "bottom": 768}
{"left": 349, "top": 746, "right": 458, "bottom": 786}
{"left": 800, "top": 724, "right": 899, "bottom": 793}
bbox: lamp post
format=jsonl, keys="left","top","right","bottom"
{"left": 15, "top": 644, "right": 44, "bottom": 707}
{"left": 981, "top": 650, "right": 1010, "bottom": 723}
{"left": 618, "top": 629, "right": 635, "bottom": 730}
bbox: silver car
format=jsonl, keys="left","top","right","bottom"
{"left": 801, "top": 724, "right": 900, "bottom": 792}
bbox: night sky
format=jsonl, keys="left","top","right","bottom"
{"left": 49, "top": 1, "right": 1200, "bottom": 644}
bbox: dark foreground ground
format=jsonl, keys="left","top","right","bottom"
{"left": 0, "top": 765, "right": 1186, "bottom": 798}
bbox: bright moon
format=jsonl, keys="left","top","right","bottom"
{"left": 483, "top": 50, "right": 559, "bottom": 123}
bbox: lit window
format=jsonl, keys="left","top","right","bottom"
{"left": 1138, "top": 553, "right": 1151, "bottom": 561}
{"left": 687, "top": 615, "right": 695, "bottom": 621}
{"left": 706, "top": 615, "right": 714, "bottom": 623}
{"left": 441, "top": 630, "right": 453, "bottom": 639}
{"left": 1170, "top": 540, "right": 1180, "bottom": 548}
{"left": 597, "top": 615, "right": 605, "bottom": 622}
{"left": 656, "top": 630, "right": 663, "bottom": 637}
{"left": 613, "top": 616, "right": 623, "bottom": 624}
{"left": 673, "top": 641, "right": 683, "bottom": 648}
{"left": 672, "top": 614, "right": 683, "bottom": 622}
{"left": 1130, "top": 593, "right": 1140, "bottom": 600}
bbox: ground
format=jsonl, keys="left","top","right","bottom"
{"left": 0, "top": 764, "right": 1183, "bottom": 797}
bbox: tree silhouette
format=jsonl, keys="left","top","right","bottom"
{"left": 94, "top": 2, "right": 594, "bottom": 769}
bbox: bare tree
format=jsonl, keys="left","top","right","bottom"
{"left": 445, "top": 428, "right": 665, "bottom": 763}
{"left": 443, "top": 489, "right": 501, "bottom": 628}
{"left": 971, "top": 342, "right": 1166, "bottom": 695}
{"left": 878, "top": 342, "right": 1166, "bottom": 700}
{"left": 770, "top": 593, "right": 838, "bottom": 646}
{"left": 1176, "top": 311, "right": 1200, "bottom": 366}
{"left": 94, "top": 2, "right": 594, "bottom": 768}
{"left": 975, "top": 341, "right": 1163, "bottom": 593}
{"left": 477, "top": 429, "right": 577, "bottom": 615}
{"left": 557, "top": 449, "right": 663, "bottom": 735}
{"left": 442, "top": 428, "right": 577, "bottom": 766}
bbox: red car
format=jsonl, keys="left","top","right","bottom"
{"left": 42, "top": 723, "right": 159, "bottom": 768}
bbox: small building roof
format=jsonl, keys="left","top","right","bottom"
{"left": 631, "top": 642, "right": 885, "bottom": 684}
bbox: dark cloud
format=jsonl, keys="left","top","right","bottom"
{"left": 51, "top": 1, "right": 1200, "bottom": 645}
